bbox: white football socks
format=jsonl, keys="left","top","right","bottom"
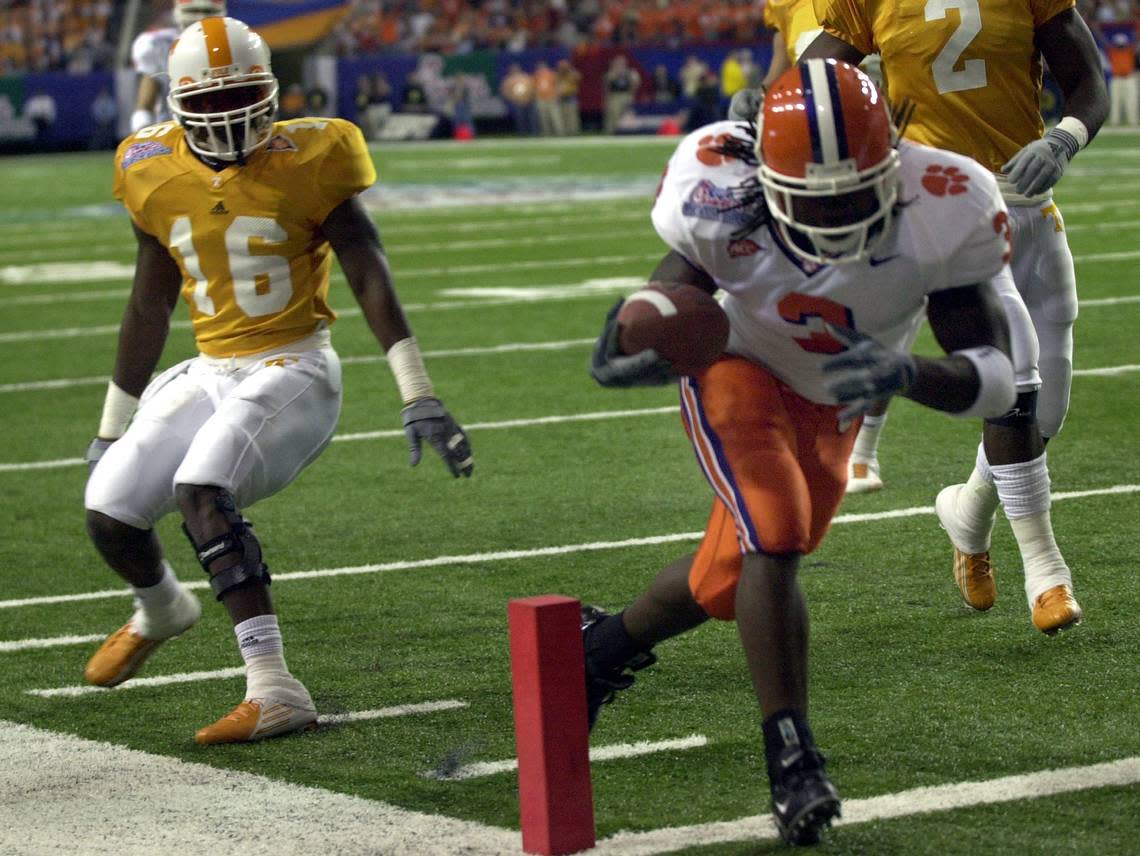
{"left": 131, "top": 560, "right": 195, "bottom": 639}
{"left": 989, "top": 452, "right": 1072, "bottom": 605}
{"left": 851, "top": 413, "right": 887, "bottom": 463}
{"left": 948, "top": 443, "right": 1000, "bottom": 554}
{"left": 235, "top": 614, "right": 312, "bottom": 707}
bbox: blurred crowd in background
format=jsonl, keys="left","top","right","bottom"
{"left": 0, "top": 0, "right": 1138, "bottom": 153}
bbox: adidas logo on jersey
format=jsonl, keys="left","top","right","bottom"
{"left": 210, "top": 201, "right": 229, "bottom": 215}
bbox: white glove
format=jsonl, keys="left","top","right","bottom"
{"left": 1001, "top": 126, "right": 1080, "bottom": 197}
{"left": 822, "top": 324, "right": 916, "bottom": 422}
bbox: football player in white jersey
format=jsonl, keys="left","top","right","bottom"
{"left": 585, "top": 60, "right": 1018, "bottom": 846}
{"left": 130, "top": 1, "right": 227, "bottom": 132}
{"left": 84, "top": 18, "right": 473, "bottom": 745}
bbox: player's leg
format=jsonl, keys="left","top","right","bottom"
{"left": 83, "top": 365, "right": 208, "bottom": 686}
{"left": 845, "top": 309, "right": 926, "bottom": 494}
{"left": 176, "top": 347, "right": 342, "bottom": 743}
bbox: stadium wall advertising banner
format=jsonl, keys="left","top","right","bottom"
{"left": 227, "top": 0, "right": 351, "bottom": 48}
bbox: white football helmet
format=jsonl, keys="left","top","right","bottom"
{"left": 174, "top": 0, "right": 227, "bottom": 30}
{"left": 167, "top": 17, "right": 278, "bottom": 163}
{"left": 756, "top": 59, "right": 900, "bottom": 265}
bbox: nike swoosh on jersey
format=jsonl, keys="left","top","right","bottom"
{"left": 869, "top": 254, "right": 900, "bottom": 266}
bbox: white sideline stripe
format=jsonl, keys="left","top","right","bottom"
{"left": 0, "top": 633, "right": 103, "bottom": 652}
{"left": 320, "top": 700, "right": 468, "bottom": 724}
{"left": 1074, "top": 363, "right": 1140, "bottom": 376}
{"left": 0, "top": 719, "right": 520, "bottom": 856}
{"left": 0, "top": 406, "right": 679, "bottom": 471}
{"left": 26, "top": 667, "right": 246, "bottom": 697}
{"left": 427, "top": 734, "right": 708, "bottom": 781}
{"left": 595, "top": 756, "right": 1140, "bottom": 854}
{"left": 1, "top": 483, "right": 1136, "bottom": 611}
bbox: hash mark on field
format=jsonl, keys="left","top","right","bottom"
{"left": 0, "top": 633, "right": 103, "bottom": 652}
{"left": 26, "top": 667, "right": 245, "bottom": 697}
{"left": 2, "top": 484, "right": 1136, "bottom": 611}
{"left": 425, "top": 734, "right": 708, "bottom": 781}
{"left": 319, "top": 700, "right": 468, "bottom": 725}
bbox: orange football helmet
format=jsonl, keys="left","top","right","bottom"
{"left": 756, "top": 59, "right": 900, "bottom": 265}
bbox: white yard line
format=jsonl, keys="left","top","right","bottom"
{"left": 27, "top": 667, "right": 246, "bottom": 697}
{"left": 594, "top": 756, "right": 1140, "bottom": 854}
{"left": 0, "top": 718, "right": 520, "bottom": 856}
{"left": 0, "top": 633, "right": 103, "bottom": 652}
{"left": 426, "top": 735, "right": 708, "bottom": 781}
{"left": 320, "top": 700, "right": 468, "bottom": 724}
{"left": 1, "top": 484, "right": 1135, "bottom": 611}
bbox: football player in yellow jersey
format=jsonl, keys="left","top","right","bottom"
{"left": 798, "top": 2, "right": 1106, "bottom": 633}
{"left": 761, "top": 0, "right": 825, "bottom": 88}
{"left": 82, "top": 17, "right": 473, "bottom": 745}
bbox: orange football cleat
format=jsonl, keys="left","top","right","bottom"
{"left": 84, "top": 624, "right": 165, "bottom": 688}
{"left": 1032, "top": 585, "right": 1083, "bottom": 636}
{"left": 952, "top": 547, "right": 996, "bottom": 612}
{"left": 195, "top": 697, "right": 317, "bottom": 745}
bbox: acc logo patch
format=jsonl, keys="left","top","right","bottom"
{"left": 921, "top": 164, "right": 969, "bottom": 197}
{"left": 682, "top": 180, "right": 749, "bottom": 226}
{"left": 727, "top": 238, "right": 760, "bottom": 257}
{"left": 265, "top": 134, "right": 298, "bottom": 152}
{"left": 121, "top": 140, "right": 172, "bottom": 169}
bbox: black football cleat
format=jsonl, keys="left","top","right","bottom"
{"left": 770, "top": 745, "right": 842, "bottom": 846}
{"left": 581, "top": 605, "right": 656, "bottom": 730}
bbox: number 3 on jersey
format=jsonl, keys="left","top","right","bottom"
{"left": 779, "top": 293, "right": 855, "bottom": 354}
{"left": 169, "top": 216, "right": 294, "bottom": 317}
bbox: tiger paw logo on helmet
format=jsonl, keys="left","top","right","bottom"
{"left": 696, "top": 133, "right": 739, "bottom": 167}
{"left": 922, "top": 165, "right": 970, "bottom": 197}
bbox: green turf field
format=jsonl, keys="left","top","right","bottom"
{"left": 0, "top": 131, "right": 1137, "bottom": 855}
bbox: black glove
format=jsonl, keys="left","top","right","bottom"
{"left": 589, "top": 299, "right": 675, "bottom": 388}
{"left": 822, "top": 324, "right": 916, "bottom": 422}
{"left": 401, "top": 398, "right": 473, "bottom": 478}
{"left": 85, "top": 437, "right": 114, "bottom": 474}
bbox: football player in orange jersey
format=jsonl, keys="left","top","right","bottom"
{"left": 83, "top": 17, "right": 473, "bottom": 745}
{"left": 799, "top": 0, "right": 1106, "bottom": 634}
{"left": 588, "top": 60, "right": 1020, "bottom": 845}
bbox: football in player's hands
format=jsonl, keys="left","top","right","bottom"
{"left": 616, "top": 282, "right": 729, "bottom": 376}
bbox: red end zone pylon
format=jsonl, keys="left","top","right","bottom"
{"left": 509, "top": 595, "right": 596, "bottom": 855}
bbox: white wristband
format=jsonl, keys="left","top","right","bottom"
{"left": 129, "top": 108, "right": 155, "bottom": 133}
{"left": 386, "top": 337, "right": 435, "bottom": 404}
{"left": 953, "top": 345, "right": 1016, "bottom": 419}
{"left": 1055, "top": 116, "right": 1089, "bottom": 150}
{"left": 98, "top": 382, "right": 140, "bottom": 439}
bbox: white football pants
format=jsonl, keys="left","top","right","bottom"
{"left": 86, "top": 343, "right": 343, "bottom": 530}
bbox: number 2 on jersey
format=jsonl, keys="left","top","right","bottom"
{"left": 925, "top": 0, "right": 987, "bottom": 95}
{"left": 169, "top": 216, "right": 294, "bottom": 318}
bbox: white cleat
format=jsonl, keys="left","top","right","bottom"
{"left": 845, "top": 459, "right": 883, "bottom": 494}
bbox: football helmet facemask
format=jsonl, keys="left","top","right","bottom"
{"left": 756, "top": 59, "right": 900, "bottom": 265}
{"left": 168, "top": 17, "right": 277, "bottom": 163}
{"left": 174, "top": 0, "right": 228, "bottom": 30}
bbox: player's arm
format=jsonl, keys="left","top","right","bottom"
{"left": 591, "top": 250, "right": 715, "bottom": 387}
{"left": 321, "top": 195, "right": 473, "bottom": 477}
{"left": 87, "top": 222, "right": 182, "bottom": 469}
{"left": 822, "top": 282, "right": 1015, "bottom": 420}
{"left": 761, "top": 32, "right": 790, "bottom": 90}
{"left": 797, "top": 30, "right": 866, "bottom": 64}
{"left": 1003, "top": 9, "right": 1108, "bottom": 196}
{"left": 132, "top": 75, "right": 160, "bottom": 132}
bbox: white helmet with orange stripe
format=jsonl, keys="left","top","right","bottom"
{"left": 173, "top": 0, "right": 227, "bottom": 30}
{"left": 167, "top": 17, "right": 278, "bottom": 163}
{"left": 756, "top": 59, "right": 900, "bottom": 265}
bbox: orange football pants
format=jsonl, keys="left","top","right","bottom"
{"left": 678, "top": 357, "right": 858, "bottom": 620}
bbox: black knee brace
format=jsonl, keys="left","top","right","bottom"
{"left": 182, "top": 491, "right": 271, "bottom": 601}
{"left": 985, "top": 390, "right": 1039, "bottom": 428}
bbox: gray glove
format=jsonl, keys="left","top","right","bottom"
{"left": 822, "top": 324, "right": 916, "bottom": 422}
{"left": 1001, "top": 126, "right": 1080, "bottom": 197}
{"left": 727, "top": 87, "right": 764, "bottom": 122}
{"left": 589, "top": 299, "right": 674, "bottom": 388}
{"left": 401, "top": 398, "right": 473, "bottom": 478}
{"left": 85, "top": 437, "right": 114, "bottom": 474}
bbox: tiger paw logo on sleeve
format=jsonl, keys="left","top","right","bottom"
{"left": 921, "top": 165, "right": 970, "bottom": 197}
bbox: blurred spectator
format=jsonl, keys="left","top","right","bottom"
{"left": 90, "top": 84, "right": 117, "bottom": 150}
{"left": 306, "top": 85, "right": 330, "bottom": 115}
{"left": 686, "top": 68, "right": 722, "bottom": 130}
{"left": 1107, "top": 31, "right": 1139, "bottom": 125}
{"left": 603, "top": 54, "right": 640, "bottom": 133}
{"left": 720, "top": 49, "right": 748, "bottom": 98}
{"left": 651, "top": 63, "right": 680, "bottom": 104}
{"left": 557, "top": 58, "right": 582, "bottom": 135}
{"left": 280, "top": 84, "right": 306, "bottom": 120}
{"left": 356, "top": 72, "right": 393, "bottom": 140}
{"left": 24, "top": 89, "right": 56, "bottom": 146}
{"left": 679, "top": 54, "right": 708, "bottom": 100}
{"left": 401, "top": 71, "right": 430, "bottom": 113}
{"left": 0, "top": 0, "right": 112, "bottom": 73}
{"left": 500, "top": 63, "right": 536, "bottom": 134}
{"left": 533, "top": 60, "right": 564, "bottom": 135}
